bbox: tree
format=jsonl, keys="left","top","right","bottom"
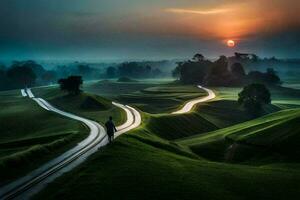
{"left": 77, "top": 64, "right": 94, "bottom": 79}
{"left": 265, "top": 68, "right": 281, "bottom": 85}
{"left": 231, "top": 63, "right": 246, "bottom": 77}
{"left": 106, "top": 66, "right": 117, "bottom": 78}
{"left": 11, "top": 60, "right": 45, "bottom": 77}
{"left": 205, "top": 55, "right": 232, "bottom": 86}
{"left": 172, "top": 54, "right": 213, "bottom": 84}
{"left": 58, "top": 76, "right": 83, "bottom": 95}
{"left": 172, "top": 64, "right": 181, "bottom": 80}
{"left": 6, "top": 66, "right": 36, "bottom": 88}
{"left": 0, "top": 68, "right": 8, "bottom": 91}
{"left": 238, "top": 83, "right": 271, "bottom": 116}
{"left": 192, "top": 53, "right": 204, "bottom": 62}
{"left": 230, "top": 62, "right": 246, "bottom": 86}
{"left": 247, "top": 68, "right": 281, "bottom": 86}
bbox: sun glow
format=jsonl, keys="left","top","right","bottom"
{"left": 227, "top": 40, "right": 235, "bottom": 47}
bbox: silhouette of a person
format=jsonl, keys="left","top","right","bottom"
{"left": 105, "top": 116, "right": 117, "bottom": 143}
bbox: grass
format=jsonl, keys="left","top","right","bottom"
{"left": 83, "top": 79, "right": 161, "bottom": 98}
{"left": 116, "top": 84, "right": 207, "bottom": 113}
{"left": 33, "top": 81, "right": 300, "bottom": 200}
{"left": 214, "top": 86, "right": 300, "bottom": 107}
{"left": 3, "top": 79, "right": 299, "bottom": 199}
{"left": 85, "top": 80, "right": 208, "bottom": 114}
{"left": 145, "top": 100, "right": 280, "bottom": 140}
{"left": 32, "top": 87, "right": 126, "bottom": 126}
{"left": 0, "top": 90, "right": 88, "bottom": 186}
{"left": 177, "top": 108, "right": 300, "bottom": 164}
{"left": 34, "top": 126, "right": 300, "bottom": 200}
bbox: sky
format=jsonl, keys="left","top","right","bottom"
{"left": 0, "top": 0, "right": 300, "bottom": 61}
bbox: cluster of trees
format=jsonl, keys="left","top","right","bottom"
{"left": 0, "top": 61, "right": 104, "bottom": 91}
{"left": 58, "top": 76, "right": 83, "bottom": 95}
{"left": 106, "top": 62, "right": 163, "bottom": 79}
{"left": 0, "top": 61, "right": 54, "bottom": 91}
{"left": 173, "top": 54, "right": 281, "bottom": 87}
{"left": 238, "top": 83, "right": 271, "bottom": 116}
{"left": 55, "top": 64, "right": 101, "bottom": 80}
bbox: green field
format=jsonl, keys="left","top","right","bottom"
{"left": 214, "top": 86, "right": 300, "bottom": 107}
{"left": 32, "top": 87, "right": 126, "bottom": 126}
{"left": 33, "top": 81, "right": 300, "bottom": 200}
{"left": 84, "top": 80, "right": 207, "bottom": 114}
{"left": 0, "top": 90, "right": 88, "bottom": 186}
{"left": 35, "top": 113, "right": 300, "bottom": 200}
{"left": 178, "top": 108, "right": 300, "bottom": 163}
{"left": 2, "top": 79, "right": 300, "bottom": 199}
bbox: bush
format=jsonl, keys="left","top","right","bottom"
{"left": 238, "top": 83, "right": 271, "bottom": 116}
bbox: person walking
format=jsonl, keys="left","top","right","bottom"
{"left": 105, "top": 116, "right": 117, "bottom": 143}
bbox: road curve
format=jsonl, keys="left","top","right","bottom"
{"left": 1, "top": 85, "right": 212, "bottom": 199}
{"left": 0, "top": 89, "right": 141, "bottom": 200}
{"left": 172, "top": 85, "right": 216, "bottom": 114}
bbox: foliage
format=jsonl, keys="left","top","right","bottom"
{"left": 247, "top": 68, "right": 281, "bottom": 85}
{"left": 58, "top": 76, "right": 83, "bottom": 95}
{"left": 174, "top": 53, "right": 282, "bottom": 87}
{"left": 105, "top": 62, "right": 163, "bottom": 79}
{"left": 106, "top": 66, "right": 117, "bottom": 78}
{"left": 204, "top": 56, "right": 233, "bottom": 86}
{"left": 238, "top": 83, "right": 271, "bottom": 116}
{"left": 6, "top": 65, "right": 36, "bottom": 88}
{"left": 172, "top": 54, "right": 213, "bottom": 84}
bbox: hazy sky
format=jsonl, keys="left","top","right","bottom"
{"left": 0, "top": 0, "right": 300, "bottom": 61}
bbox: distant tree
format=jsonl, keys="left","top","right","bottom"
{"left": 77, "top": 64, "right": 93, "bottom": 77}
{"left": 106, "top": 66, "right": 117, "bottom": 78}
{"left": 205, "top": 55, "right": 232, "bottom": 86}
{"left": 231, "top": 63, "right": 246, "bottom": 77}
{"left": 265, "top": 68, "right": 281, "bottom": 85}
{"left": 192, "top": 53, "right": 204, "bottom": 62}
{"left": 6, "top": 66, "right": 36, "bottom": 88}
{"left": 251, "top": 54, "right": 259, "bottom": 62}
{"left": 41, "top": 70, "right": 57, "bottom": 84}
{"left": 247, "top": 68, "right": 281, "bottom": 86}
{"left": 0, "top": 68, "right": 8, "bottom": 90}
{"left": 172, "top": 64, "right": 181, "bottom": 80}
{"left": 152, "top": 68, "right": 162, "bottom": 77}
{"left": 172, "top": 54, "right": 214, "bottom": 84}
{"left": 118, "top": 62, "right": 154, "bottom": 78}
{"left": 58, "top": 76, "right": 83, "bottom": 95}
{"left": 247, "top": 71, "right": 265, "bottom": 83}
{"left": 230, "top": 63, "right": 246, "bottom": 86}
{"left": 11, "top": 60, "right": 45, "bottom": 77}
{"left": 238, "top": 83, "right": 271, "bottom": 116}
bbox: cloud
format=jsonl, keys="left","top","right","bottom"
{"left": 165, "top": 8, "right": 232, "bottom": 15}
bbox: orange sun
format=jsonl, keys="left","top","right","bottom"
{"left": 227, "top": 40, "right": 235, "bottom": 47}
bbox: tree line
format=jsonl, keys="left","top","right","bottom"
{"left": 172, "top": 54, "right": 281, "bottom": 87}
{"left": 106, "top": 62, "right": 163, "bottom": 79}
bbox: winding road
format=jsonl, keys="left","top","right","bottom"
{"left": 172, "top": 85, "right": 216, "bottom": 114}
{"left": 0, "top": 85, "right": 215, "bottom": 200}
{"left": 0, "top": 89, "right": 141, "bottom": 200}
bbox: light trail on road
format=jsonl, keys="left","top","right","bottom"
{"left": 172, "top": 86, "right": 216, "bottom": 114}
{"left": 0, "top": 89, "right": 141, "bottom": 200}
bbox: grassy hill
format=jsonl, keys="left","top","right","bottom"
{"left": 178, "top": 108, "right": 300, "bottom": 164}
{"left": 32, "top": 87, "right": 126, "bottom": 126}
{"left": 34, "top": 123, "right": 300, "bottom": 200}
{"left": 0, "top": 90, "right": 88, "bottom": 186}
{"left": 116, "top": 85, "right": 207, "bottom": 113}
{"left": 145, "top": 100, "right": 280, "bottom": 140}
{"left": 214, "top": 86, "right": 300, "bottom": 107}
{"left": 34, "top": 83, "right": 300, "bottom": 200}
